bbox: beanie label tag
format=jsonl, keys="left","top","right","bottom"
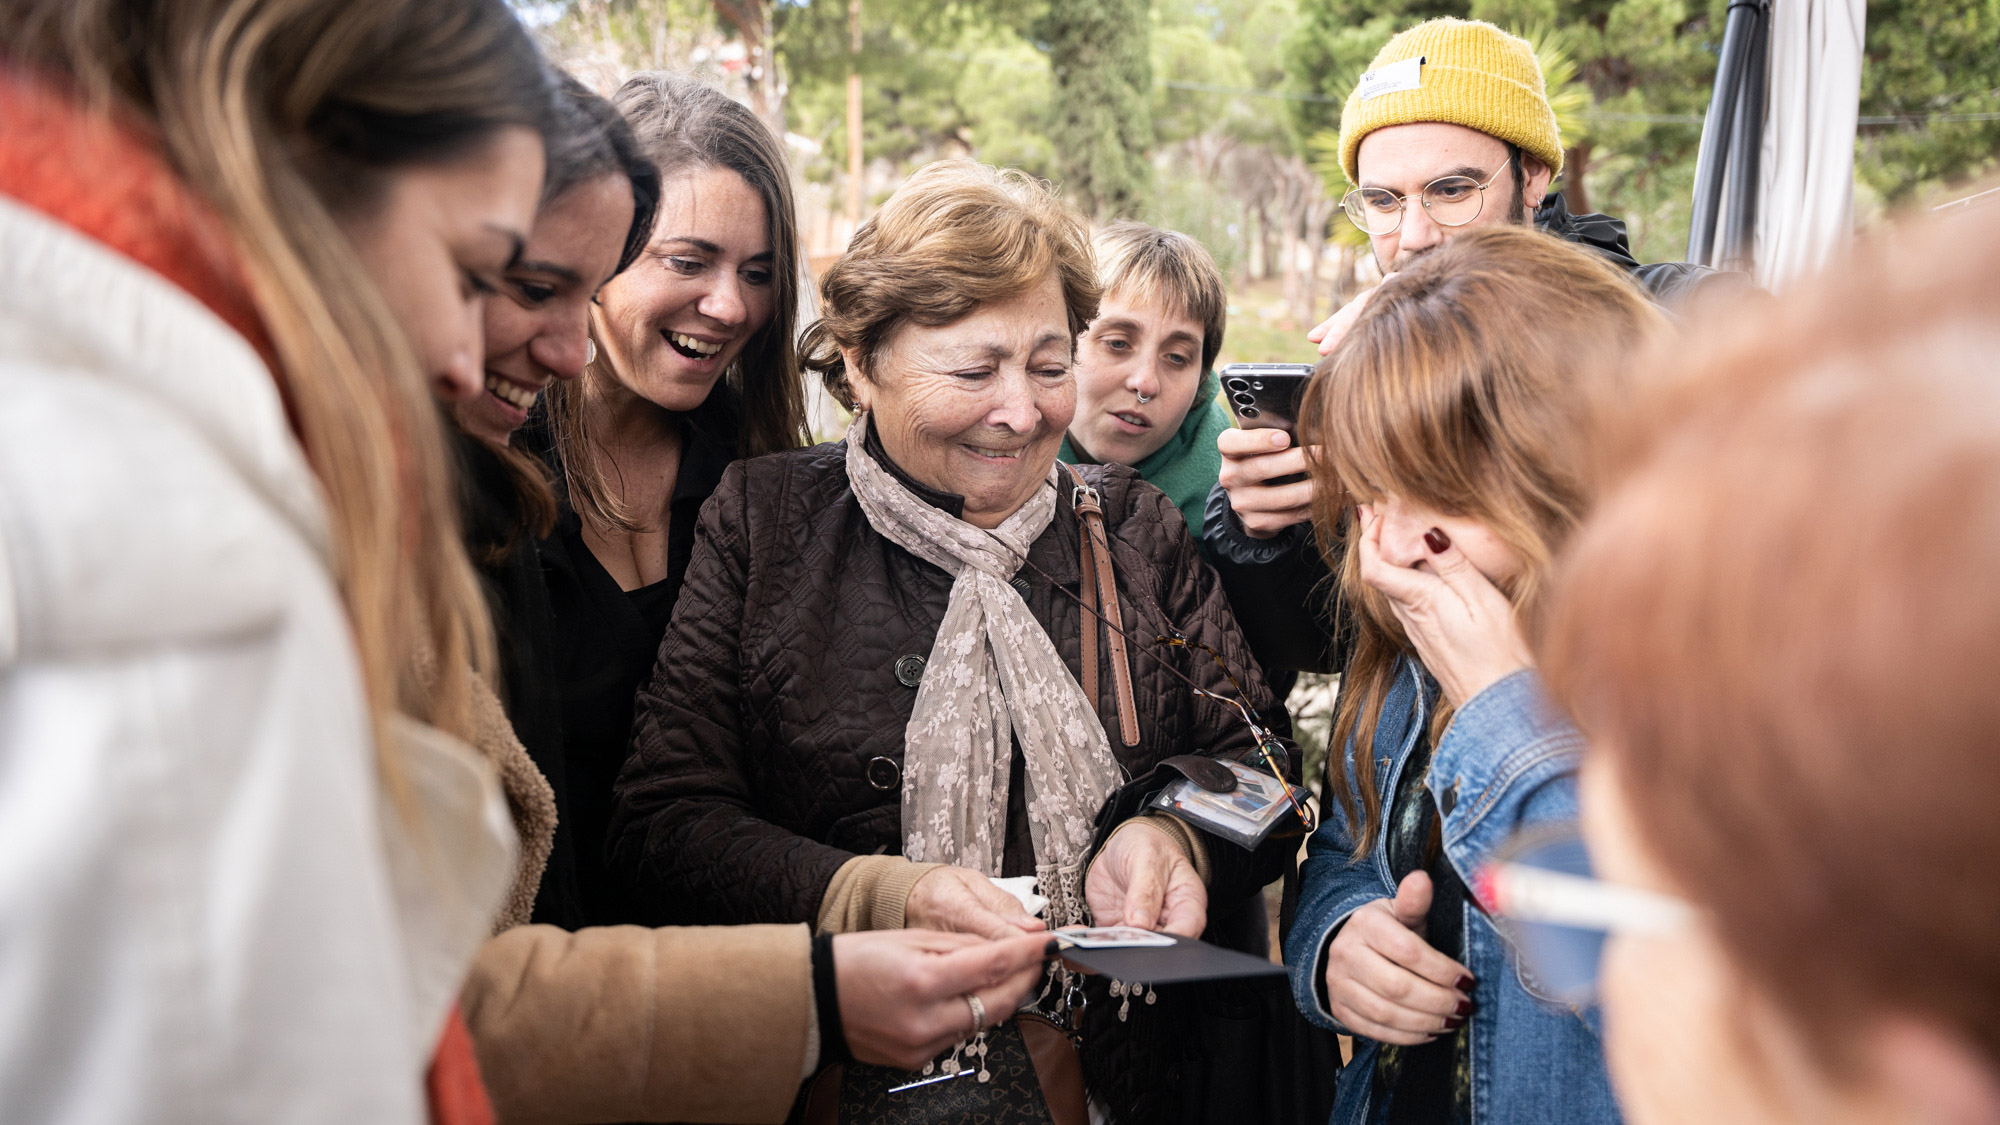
{"left": 1355, "top": 55, "right": 1425, "bottom": 102}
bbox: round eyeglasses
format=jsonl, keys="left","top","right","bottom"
{"left": 1342, "top": 167, "right": 1507, "bottom": 237}
{"left": 1473, "top": 825, "right": 1696, "bottom": 1006}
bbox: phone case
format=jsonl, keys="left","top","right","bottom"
{"left": 1220, "top": 363, "right": 1314, "bottom": 435}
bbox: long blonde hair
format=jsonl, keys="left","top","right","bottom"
{"left": 1, "top": 0, "right": 552, "bottom": 761}
{"left": 1297, "top": 225, "right": 1663, "bottom": 852}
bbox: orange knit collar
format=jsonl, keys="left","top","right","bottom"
{"left": 0, "top": 66, "right": 278, "bottom": 373}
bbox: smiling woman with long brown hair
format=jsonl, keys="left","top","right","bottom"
{"left": 1283, "top": 225, "right": 1663, "bottom": 1125}
{"left": 534, "top": 72, "right": 812, "bottom": 927}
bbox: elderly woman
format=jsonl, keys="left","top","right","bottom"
{"left": 609, "top": 160, "right": 1299, "bottom": 1123}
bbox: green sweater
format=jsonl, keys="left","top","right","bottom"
{"left": 1060, "top": 369, "right": 1230, "bottom": 537}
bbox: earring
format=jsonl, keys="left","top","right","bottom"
{"left": 585, "top": 337, "right": 598, "bottom": 366}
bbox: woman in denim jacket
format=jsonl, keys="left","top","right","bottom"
{"left": 1281, "top": 227, "right": 1665, "bottom": 1125}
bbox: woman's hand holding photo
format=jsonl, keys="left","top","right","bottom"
{"left": 1085, "top": 820, "right": 1207, "bottom": 938}
{"left": 834, "top": 929, "right": 1056, "bottom": 1069}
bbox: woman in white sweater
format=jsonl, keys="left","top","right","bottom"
{"left": 0, "top": 1, "right": 554, "bottom": 1120}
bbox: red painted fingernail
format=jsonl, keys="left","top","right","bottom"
{"left": 1445, "top": 1016, "right": 1466, "bottom": 1030}
{"left": 1045, "top": 939, "right": 1061, "bottom": 958}
{"left": 1454, "top": 998, "right": 1473, "bottom": 1016}
{"left": 1425, "top": 528, "right": 1451, "bottom": 553}
{"left": 1457, "top": 975, "right": 1475, "bottom": 991}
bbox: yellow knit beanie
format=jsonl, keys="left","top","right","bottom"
{"left": 1336, "top": 18, "right": 1563, "bottom": 185}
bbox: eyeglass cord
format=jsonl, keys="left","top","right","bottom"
{"left": 970, "top": 503, "right": 1318, "bottom": 830}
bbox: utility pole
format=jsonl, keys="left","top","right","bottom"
{"left": 846, "top": 0, "right": 863, "bottom": 229}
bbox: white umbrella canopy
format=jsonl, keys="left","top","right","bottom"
{"left": 1755, "top": 0, "right": 1867, "bottom": 290}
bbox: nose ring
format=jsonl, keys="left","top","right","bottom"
{"left": 1135, "top": 391, "right": 1153, "bottom": 405}
{"left": 585, "top": 337, "right": 598, "bottom": 366}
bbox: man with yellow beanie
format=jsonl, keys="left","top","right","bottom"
{"left": 1204, "top": 18, "right": 1724, "bottom": 690}
{"left": 1319, "top": 17, "right": 1715, "bottom": 325}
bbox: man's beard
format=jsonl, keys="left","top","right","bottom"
{"left": 1375, "top": 187, "right": 1535, "bottom": 275}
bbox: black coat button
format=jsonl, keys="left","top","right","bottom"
{"left": 1439, "top": 782, "right": 1458, "bottom": 817}
{"left": 1010, "top": 575, "right": 1032, "bottom": 596}
{"left": 866, "top": 756, "right": 902, "bottom": 790}
{"left": 894, "top": 653, "right": 927, "bottom": 687}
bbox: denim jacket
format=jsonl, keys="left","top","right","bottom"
{"left": 1284, "top": 661, "right": 1620, "bottom": 1125}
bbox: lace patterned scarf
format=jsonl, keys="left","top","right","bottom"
{"left": 845, "top": 415, "right": 1123, "bottom": 926}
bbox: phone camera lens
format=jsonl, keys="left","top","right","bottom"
{"left": 1232, "top": 392, "right": 1256, "bottom": 406}
{"left": 1239, "top": 406, "right": 1260, "bottom": 418}
{"left": 1225, "top": 378, "right": 1249, "bottom": 393}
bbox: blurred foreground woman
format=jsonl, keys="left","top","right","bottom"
{"left": 1529, "top": 209, "right": 2000, "bottom": 1125}
{"left": 0, "top": 0, "right": 550, "bottom": 1119}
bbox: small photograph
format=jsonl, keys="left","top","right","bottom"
{"left": 1059, "top": 926, "right": 1178, "bottom": 949}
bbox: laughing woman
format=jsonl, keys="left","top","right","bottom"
{"left": 538, "top": 71, "right": 810, "bottom": 925}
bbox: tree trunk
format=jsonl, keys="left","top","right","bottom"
{"left": 1243, "top": 206, "right": 1263, "bottom": 286}
{"left": 1300, "top": 195, "right": 1334, "bottom": 325}
{"left": 1562, "top": 142, "right": 1592, "bottom": 215}
{"left": 712, "top": 0, "right": 785, "bottom": 138}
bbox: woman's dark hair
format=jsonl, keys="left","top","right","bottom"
{"left": 542, "top": 72, "right": 661, "bottom": 277}
{"left": 549, "top": 70, "right": 810, "bottom": 533}
{"left": 474, "top": 71, "right": 666, "bottom": 554}
{"left": 0, "top": 0, "right": 554, "bottom": 765}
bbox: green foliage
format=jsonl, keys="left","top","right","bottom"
{"left": 1522, "top": 22, "right": 1592, "bottom": 144}
{"left": 774, "top": 0, "right": 1057, "bottom": 187}
{"left": 1147, "top": 172, "right": 1248, "bottom": 277}
{"left": 1856, "top": 0, "right": 2000, "bottom": 205}
{"left": 1151, "top": 23, "right": 1257, "bottom": 148}
{"left": 1279, "top": 0, "right": 1453, "bottom": 149}
{"left": 1041, "top": 0, "right": 1157, "bottom": 217}
{"left": 953, "top": 38, "right": 1058, "bottom": 179}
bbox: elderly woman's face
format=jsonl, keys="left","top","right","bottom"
{"left": 851, "top": 271, "right": 1076, "bottom": 529}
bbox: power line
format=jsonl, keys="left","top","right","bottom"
{"left": 1934, "top": 184, "right": 2000, "bottom": 214}
{"left": 928, "top": 48, "right": 2000, "bottom": 128}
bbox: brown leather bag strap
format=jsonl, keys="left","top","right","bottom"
{"left": 1063, "top": 465, "right": 1141, "bottom": 748}
{"left": 1076, "top": 500, "right": 1101, "bottom": 713}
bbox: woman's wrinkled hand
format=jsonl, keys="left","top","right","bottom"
{"left": 1356, "top": 504, "right": 1533, "bottom": 708}
{"left": 833, "top": 929, "right": 1055, "bottom": 1070}
{"left": 1084, "top": 820, "right": 1207, "bottom": 937}
{"left": 905, "top": 865, "right": 1047, "bottom": 941}
{"left": 1323, "top": 872, "right": 1475, "bottom": 1046}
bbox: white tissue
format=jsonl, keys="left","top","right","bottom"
{"left": 991, "top": 875, "right": 1048, "bottom": 918}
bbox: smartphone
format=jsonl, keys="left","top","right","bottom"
{"left": 1220, "top": 363, "right": 1314, "bottom": 436}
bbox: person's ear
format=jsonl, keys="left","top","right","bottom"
{"left": 1872, "top": 1017, "right": 2000, "bottom": 1125}
{"left": 840, "top": 345, "right": 873, "bottom": 412}
{"left": 1519, "top": 153, "right": 1555, "bottom": 211}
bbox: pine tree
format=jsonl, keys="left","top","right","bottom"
{"left": 1041, "top": 0, "right": 1157, "bottom": 218}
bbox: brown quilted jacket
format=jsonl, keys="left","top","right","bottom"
{"left": 608, "top": 437, "right": 1295, "bottom": 931}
